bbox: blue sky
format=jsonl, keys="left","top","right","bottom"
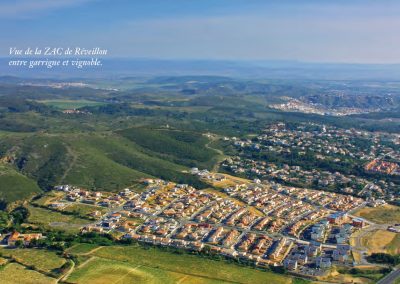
{"left": 1, "top": 0, "right": 400, "bottom": 63}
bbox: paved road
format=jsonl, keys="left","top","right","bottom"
{"left": 377, "top": 267, "right": 400, "bottom": 284}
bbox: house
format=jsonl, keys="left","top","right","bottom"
{"left": 7, "top": 232, "right": 43, "bottom": 247}
{"left": 327, "top": 212, "right": 347, "bottom": 225}
{"left": 82, "top": 225, "right": 103, "bottom": 233}
{"left": 352, "top": 218, "right": 365, "bottom": 228}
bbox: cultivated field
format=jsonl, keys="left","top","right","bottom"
{"left": 0, "top": 263, "right": 56, "bottom": 284}
{"left": 0, "top": 248, "right": 66, "bottom": 273}
{"left": 66, "top": 243, "right": 101, "bottom": 255}
{"left": 66, "top": 245, "right": 292, "bottom": 284}
{"left": 67, "top": 257, "right": 213, "bottom": 284}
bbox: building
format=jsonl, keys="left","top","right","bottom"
{"left": 283, "top": 259, "right": 298, "bottom": 270}
{"left": 7, "top": 232, "right": 43, "bottom": 247}
{"left": 316, "top": 257, "right": 332, "bottom": 268}
{"left": 332, "top": 249, "right": 348, "bottom": 262}
{"left": 352, "top": 218, "right": 365, "bottom": 228}
{"left": 327, "top": 212, "right": 348, "bottom": 225}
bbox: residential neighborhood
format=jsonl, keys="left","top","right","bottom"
{"left": 221, "top": 122, "right": 400, "bottom": 202}
{"left": 27, "top": 175, "right": 387, "bottom": 278}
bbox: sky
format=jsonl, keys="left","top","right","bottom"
{"left": 1, "top": 0, "right": 400, "bottom": 63}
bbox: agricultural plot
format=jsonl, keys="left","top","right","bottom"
{"left": 0, "top": 248, "right": 66, "bottom": 273}
{"left": 0, "top": 263, "right": 56, "bottom": 284}
{"left": 74, "top": 245, "right": 292, "bottom": 284}
{"left": 67, "top": 257, "right": 196, "bottom": 284}
{"left": 66, "top": 243, "right": 100, "bottom": 255}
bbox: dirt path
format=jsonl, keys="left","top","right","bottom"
{"left": 177, "top": 275, "right": 189, "bottom": 284}
{"left": 77, "top": 256, "right": 97, "bottom": 269}
{"left": 81, "top": 246, "right": 104, "bottom": 256}
{"left": 113, "top": 265, "right": 142, "bottom": 284}
{"left": 57, "top": 259, "right": 75, "bottom": 283}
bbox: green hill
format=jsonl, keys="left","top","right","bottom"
{"left": 0, "top": 164, "right": 42, "bottom": 209}
{"left": 0, "top": 128, "right": 217, "bottom": 197}
{"left": 118, "top": 127, "right": 217, "bottom": 168}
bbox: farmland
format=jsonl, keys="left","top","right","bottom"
{"left": 67, "top": 257, "right": 202, "bottom": 284}
{"left": 0, "top": 248, "right": 66, "bottom": 273}
{"left": 0, "top": 263, "right": 56, "bottom": 284}
{"left": 66, "top": 245, "right": 293, "bottom": 284}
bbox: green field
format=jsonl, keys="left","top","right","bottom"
{"left": 66, "top": 243, "right": 100, "bottom": 255}
{"left": 39, "top": 99, "right": 105, "bottom": 110}
{"left": 67, "top": 257, "right": 202, "bottom": 284}
{"left": 0, "top": 263, "right": 56, "bottom": 284}
{"left": 26, "top": 205, "right": 89, "bottom": 233}
{"left": 0, "top": 248, "right": 65, "bottom": 273}
{"left": 66, "top": 245, "right": 292, "bottom": 284}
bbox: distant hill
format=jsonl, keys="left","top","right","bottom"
{"left": 3, "top": 58, "right": 400, "bottom": 80}
{"left": 301, "top": 93, "right": 397, "bottom": 110}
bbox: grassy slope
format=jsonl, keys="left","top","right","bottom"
{"left": 353, "top": 205, "right": 400, "bottom": 224}
{"left": 61, "top": 135, "right": 149, "bottom": 190}
{"left": 386, "top": 234, "right": 400, "bottom": 255}
{"left": 118, "top": 127, "right": 217, "bottom": 168}
{"left": 360, "top": 230, "right": 398, "bottom": 255}
{"left": 3, "top": 135, "right": 72, "bottom": 190}
{"left": 0, "top": 164, "right": 42, "bottom": 207}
